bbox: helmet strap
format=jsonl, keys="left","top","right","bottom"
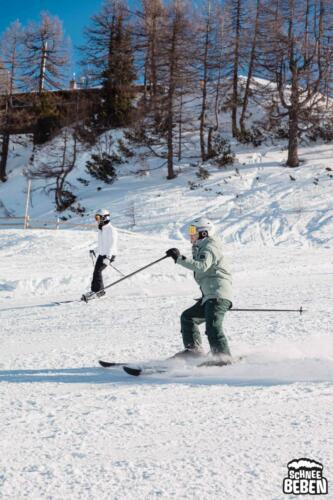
{"left": 198, "top": 230, "right": 208, "bottom": 240}
{"left": 98, "top": 218, "right": 109, "bottom": 229}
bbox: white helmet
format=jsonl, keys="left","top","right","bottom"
{"left": 189, "top": 217, "right": 215, "bottom": 239}
{"left": 95, "top": 208, "right": 110, "bottom": 223}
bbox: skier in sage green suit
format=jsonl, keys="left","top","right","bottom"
{"left": 166, "top": 218, "right": 232, "bottom": 361}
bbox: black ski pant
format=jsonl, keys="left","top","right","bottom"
{"left": 91, "top": 255, "right": 108, "bottom": 292}
{"left": 181, "top": 298, "right": 231, "bottom": 355}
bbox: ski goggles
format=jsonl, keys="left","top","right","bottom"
{"left": 188, "top": 225, "right": 198, "bottom": 236}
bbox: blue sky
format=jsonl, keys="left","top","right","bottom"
{"left": 0, "top": 0, "right": 138, "bottom": 76}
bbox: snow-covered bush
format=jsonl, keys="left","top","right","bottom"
{"left": 188, "top": 180, "right": 202, "bottom": 190}
{"left": 209, "top": 134, "right": 235, "bottom": 168}
{"left": 237, "top": 127, "right": 264, "bottom": 147}
{"left": 196, "top": 166, "right": 210, "bottom": 180}
{"left": 308, "top": 123, "right": 333, "bottom": 143}
{"left": 85, "top": 152, "right": 120, "bottom": 184}
{"left": 57, "top": 190, "right": 76, "bottom": 211}
{"left": 117, "top": 138, "right": 134, "bottom": 158}
{"left": 33, "top": 94, "right": 61, "bottom": 145}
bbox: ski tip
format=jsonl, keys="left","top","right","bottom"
{"left": 123, "top": 366, "right": 142, "bottom": 377}
{"left": 99, "top": 360, "right": 117, "bottom": 368}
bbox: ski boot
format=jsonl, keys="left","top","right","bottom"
{"left": 198, "top": 353, "right": 234, "bottom": 368}
{"left": 81, "top": 290, "right": 105, "bottom": 302}
{"left": 169, "top": 348, "right": 204, "bottom": 360}
{"left": 81, "top": 291, "right": 96, "bottom": 302}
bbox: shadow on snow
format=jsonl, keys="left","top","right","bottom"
{"left": 0, "top": 364, "right": 333, "bottom": 387}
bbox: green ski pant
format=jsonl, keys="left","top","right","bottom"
{"left": 181, "top": 298, "right": 231, "bottom": 354}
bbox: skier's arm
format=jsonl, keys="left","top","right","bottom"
{"left": 106, "top": 226, "right": 118, "bottom": 259}
{"left": 176, "top": 250, "right": 214, "bottom": 272}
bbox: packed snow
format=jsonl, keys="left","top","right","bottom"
{"left": 0, "top": 222, "right": 332, "bottom": 499}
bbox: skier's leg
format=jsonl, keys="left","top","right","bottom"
{"left": 180, "top": 301, "right": 205, "bottom": 349}
{"left": 91, "top": 255, "right": 107, "bottom": 292}
{"left": 204, "top": 299, "right": 231, "bottom": 355}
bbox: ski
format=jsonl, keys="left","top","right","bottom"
{"left": 99, "top": 360, "right": 126, "bottom": 368}
{"left": 122, "top": 365, "right": 171, "bottom": 376}
{"left": 53, "top": 299, "right": 82, "bottom": 305}
{"left": 99, "top": 352, "right": 204, "bottom": 372}
{"left": 122, "top": 356, "right": 244, "bottom": 377}
{"left": 99, "top": 361, "right": 169, "bottom": 374}
{"left": 123, "top": 366, "right": 143, "bottom": 376}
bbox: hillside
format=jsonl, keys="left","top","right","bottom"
{"left": 1, "top": 128, "right": 332, "bottom": 247}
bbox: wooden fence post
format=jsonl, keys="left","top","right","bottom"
{"left": 24, "top": 179, "right": 32, "bottom": 229}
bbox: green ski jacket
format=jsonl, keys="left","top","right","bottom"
{"left": 176, "top": 235, "right": 232, "bottom": 304}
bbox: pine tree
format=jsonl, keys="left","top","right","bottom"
{"left": 140, "top": 0, "right": 165, "bottom": 124}
{"left": 81, "top": 0, "right": 136, "bottom": 127}
{"left": 0, "top": 20, "right": 24, "bottom": 95}
{"left": 229, "top": 0, "right": 244, "bottom": 138}
{"left": 21, "top": 12, "right": 69, "bottom": 93}
{"left": 196, "top": 1, "right": 229, "bottom": 160}
{"left": 0, "top": 21, "right": 24, "bottom": 182}
{"left": 239, "top": 0, "right": 262, "bottom": 137}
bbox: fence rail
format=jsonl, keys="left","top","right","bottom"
{"left": 0, "top": 216, "right": 95, "bottom": 230}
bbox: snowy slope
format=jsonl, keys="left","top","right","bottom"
{"left": 0, "top": 228, "right": 332, "bottom": 499}
{"left": 2, "top": 137, "right": 333, "bottom": 246}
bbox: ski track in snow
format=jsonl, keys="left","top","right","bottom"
{"left": 0, "top": 229, "right": 332, "bottom": 499}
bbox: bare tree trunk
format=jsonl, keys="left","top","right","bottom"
{"left": 38, "top": 41, "right": 47, "bottom": 94}
{"left": 286, "top": 7, "right": 299, "bottom": 168}
{"left": 178, "top": 90, "right": 183, "bottom": 161}
{"left": 239, "top": 0, "right": 260, "bottom": 135}
{"left": 231, "top": 0, "right": 242, "bottom": 138}
{"left": 0, "top": 92, "right": 10, "bottom": 182}
{"left": 166, "top": 11, "right": 177, "bottom": 180}
{"left": 142, "top": 0, "right": 163, "bottom": 127}
{"left": 199, "top": 4, "right": 211, "bottom": 161}
{"left": 287, "top": 66, "right": 300, "bottom": 167}
{"left": 167, "top": 82, "right": 175, "bottom": 179}
{"left": 213, "top": 13, "right": 225, "bottom": 134}
{"left": 143, "top": 54, "right": 148, "bottom": 103}
{"left": 287, "top": 109, "right": 299, "bottom": 167}
{"left": 55, "top": 131, "right": 78, "bottom": 210}
{"left": 207, "top": 127, "right": 214, "bottom": 158}
{"left": 0, "top": 132, "right": 10, "bottom": 182}
{"left": 150, "top": 16, "right": 158, "bottom": 103}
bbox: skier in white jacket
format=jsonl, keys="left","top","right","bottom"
{"left": 90, "top": 208, "right": 118, "bottom": 296}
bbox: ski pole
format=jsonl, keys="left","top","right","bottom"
{"left": 230, "top": 306, "right": 305, "bottom": 314}
{"left": 110, "top": 264, "right": 125, "bottom": 277}
{"left": 90, "top": 250, "right": 124, "bottom": 276}
{"left": 86, "top": 255, "right": 169, "bottom": 299}
{"left": 89, "top": 250, "right": 96, "bottom": 266}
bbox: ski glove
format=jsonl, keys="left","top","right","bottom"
{"left": 103, "top": 257, "right": 111, "bottom": 266}
{"left": 166, "top": 248, "right": 180, "bottom": 263}
{"left": 110, "top": 255, "right": 116, "bottom": 262}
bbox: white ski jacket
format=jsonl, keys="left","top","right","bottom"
{"left": 97, "top": 223, "right": 118, "bottom": 258}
